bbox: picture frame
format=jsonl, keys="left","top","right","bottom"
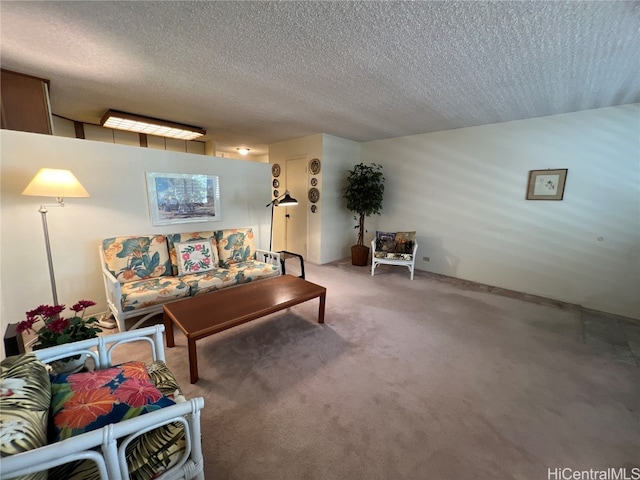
{"left": 526, "top": 169, "right": 568, "bottom": 200}
{"left": 145, "top": 172, "right": 220, "bottom": 225}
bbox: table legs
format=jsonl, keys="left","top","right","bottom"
{"left": 318, "top": 292, "right": 326, "bottom": 324}
{"left": 188, "top": 338, "right": 199, "bottom": 384}
{"left": 164, "top": 313, "right": 175, "bottom": 347}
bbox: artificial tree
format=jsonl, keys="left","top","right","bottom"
{"left": 343, "top": 162, "right": 385, "bottom": 266}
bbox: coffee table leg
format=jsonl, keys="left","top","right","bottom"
{"left": 188, "top": 337, "right": 199, "bottom": 384}
{"left": 318, "top": 291, "right": 326, "bottom": 324}
{"left": 164, "top": 313, "right": 175, "bottom": 348}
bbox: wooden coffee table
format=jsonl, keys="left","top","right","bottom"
{"left": 163, "top": 275, "right": 326, "bottom": 383}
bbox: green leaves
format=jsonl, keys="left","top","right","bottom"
{"left": 344, "top": 163, "right": 385, "bottom": 245}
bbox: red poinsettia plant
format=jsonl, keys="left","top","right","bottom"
{"left": 16, "top": 300, "right": 102, "bottom": 350}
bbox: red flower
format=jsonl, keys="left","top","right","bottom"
{"left": 195, "top": 244, "right": 202, "bottom": 251}
{"left": 68, "top": 368, "right": 120, "bottom": 391}
{"left": 182, "top": 252, "right": 191, "bottom": 261}
{"left": 46, "top": 317, "right": 70, "bottom": 334}
{"left": 70, "top": 300, "right": 96, "bottom": 313}
{"left": 115, "top": 378, "right": 162, "bottom": 407}
{"left": 120, "top": 361, "right": 149, "bottom": 381}
{"left": 16, "top": 317, "right": 36, "bottom": 334}
{"left": 43, "top": 305, "right": 65, "bottom": 318}
{"left": 54, "top": 388, "right": 116, "bottom": 430}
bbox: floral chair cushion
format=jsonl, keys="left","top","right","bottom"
{"left": 50, "top": 361, "right": 175, "bottom": 441}
{"left": 215, "top": 228, "right": 256, "bottom": 268}
{"left": 120, "top": 277, "right": 189, "bottom": 312}
{"left": 0, "top": 353, "right": 52, "bottom": 480}
{"left": 166, "top": 231, "right": 217, "bottom": 275}
{"left": 175, "top": 240, "right": 216, "bottom": 276}
{"left": 48, "top": 361, "right": 187, "bottom": 480}
{"left": 102, "top": 236, "right": 172, "bottom": 284}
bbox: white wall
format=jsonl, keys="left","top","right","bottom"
{"left": 320, "top": 134, "right": 361, "bottom": 264}
{"left": 0, "top": 130, "right": 272, "bottom": 358}
{"left": 361, "top": 104, "right": 640, "bottom": 319}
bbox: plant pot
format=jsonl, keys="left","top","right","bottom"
{"left": 49, "top": 353, "right": 87, "bottom": 375}
{"left": 351, "top": 244, "right": 370, "bottom": 266}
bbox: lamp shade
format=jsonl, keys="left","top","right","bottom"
{"left": 22, "top": 168, "right": 90, "bottom": 198}
{"left": 277, "top": 191, "right": 298, "bottom": 206}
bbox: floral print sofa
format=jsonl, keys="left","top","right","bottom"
{"left": 100, "top": 228, "right": 281, "bottom": 332}
{"left": 0, "top": 325, "right": 205, "bottom": 480}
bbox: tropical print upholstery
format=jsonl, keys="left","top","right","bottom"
{"left": 120, "top": 276, "right": 189, "bottom": 312}
{"left": 181, "top": 269, "right": 240, "bottom": 296}
{"left": 50, "top": 361, "right": 175, "bottom": 441}
{"left": 229, "top": 261, "right": 281, "bottom": 284}
{"left": 183, "top": 260, "right": 280, "bottom": 296}
{"left": 102, "top": 236, "right": 172, "bottom": 283}
{"left": 166, "top": 231, "right": 216, "bottom": 275}
{"left": 0, "top": 353, "right": 51, "bottom": 480}
{"left": 48, "top": 361, "right": 188, "bottom": 480}
{"left": 215, "top": 228, "right": 256, "bottom": 268}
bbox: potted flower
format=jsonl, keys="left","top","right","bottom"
{"left": 343, "top": 163, "right": 385, "bottom": 266}
{"left": 16, "top": 300, "right": 102, "bottom": 373}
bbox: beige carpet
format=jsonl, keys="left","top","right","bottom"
{"left": 115, "top": 260, "right": 639, "bottom": 480}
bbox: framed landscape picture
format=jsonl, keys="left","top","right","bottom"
{"left": 146, "top": 172, "right": 220, "bottom": 225}
{"left": 526, "top": 169, "right": 568, "bottom": 200}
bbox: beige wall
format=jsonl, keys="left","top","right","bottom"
{"left": 0, "top": 130, "right": 272, "bottom": 358}
{"left": 361, "top": 104, "right": 640, "bottom": 319}
{"left": 268, "top": 134, "right": 359, "bottom": 264}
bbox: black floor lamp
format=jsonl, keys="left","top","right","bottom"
{"left": 266, "top": 190, "right": 298, "bottom": 251}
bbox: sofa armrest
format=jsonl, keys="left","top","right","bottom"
{"left": 1, "top": 397, "right": 205, "bottom": 480}
{"left": 99, "top": 245, "right": 126, "bottom": 331}
{"left": 32, "top": 325, "right": 167, "bottom": 370}
{"left": 255, "top": 249, "right": 282, "bottom": 274}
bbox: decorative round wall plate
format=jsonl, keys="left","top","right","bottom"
{"left": 272, "top": 179, "right": 280, "bottom": 188}
{"left": 308, "top": 187, "right": 320, "bottom": 203}
{"left": 310, "top": 177, "right": 318, "bottom": 186}
{"left": 272, "top": 164, "right": 281, "bottom": 177}
{"left": 273, "top": 189, "right": 279, "bottom": 197}
{"left": 311, "top": 205, "right": 317, "bottom": 213}
{"left": 309, "top": 158, "right": 321, "bottom": 175}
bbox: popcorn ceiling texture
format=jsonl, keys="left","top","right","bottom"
{"left": 1, "top": 1, "right": 638, "bottom": 155}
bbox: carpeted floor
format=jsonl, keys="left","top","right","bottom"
{"left": 114, "top": 260, "right": 640, "bottom": 480}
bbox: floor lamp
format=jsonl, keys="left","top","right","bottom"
{"left": 266, "top": 190, "right": 298, "bottom": 251}
{"left": 22, "top": 168, "right": 90, "bottom": 306}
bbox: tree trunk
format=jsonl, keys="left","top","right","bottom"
{"left": 357, "top": 213, "right": 365, "bottom": 246}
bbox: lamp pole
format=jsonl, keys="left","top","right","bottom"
{"left": 38, "top": 204, "right": 59, "bottom": 305}
{"left": 265, "top": 190, "right": 298, "bottom": 251}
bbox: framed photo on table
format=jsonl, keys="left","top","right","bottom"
{"left": 526, "top": 169, "right": 568, "bottom": 200}
{"left": 145, "top": 172, "right": 220, "bottom": 225}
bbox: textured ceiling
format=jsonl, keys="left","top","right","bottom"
{"left": 1, "top": 1, "right": 638, "bottom": 157}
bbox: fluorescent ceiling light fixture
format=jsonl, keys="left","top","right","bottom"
{"left": 237, "top": 148, "right": 250, "bottom": 155}
{"left": 100, "top": 110, "right": 206, "bottom": 140}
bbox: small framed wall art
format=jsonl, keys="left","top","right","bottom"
{"left": 526, "top": 169, "right": 568, "bottom": 200}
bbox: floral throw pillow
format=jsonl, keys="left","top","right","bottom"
{"left": 50, "top": 361, "right": 175, "bottom": 441}
{"left": 175, "top": 240, "right": 216, "bottom": 276}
